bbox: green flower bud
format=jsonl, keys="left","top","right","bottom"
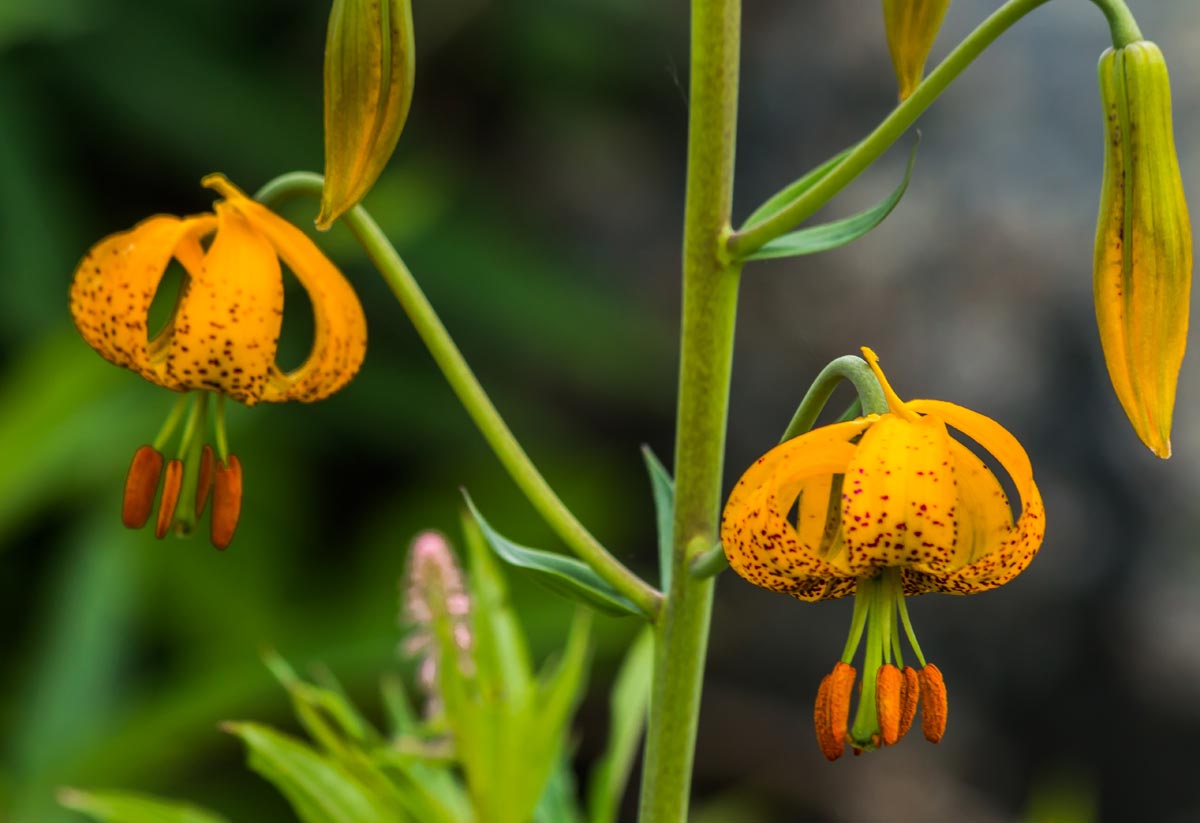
{"left": 318, "top": 0, "right": 415, "bottom": 230}
{"left": 1094, "top": 41, "right": 1192, "bottom": 458}
{"left": 882, "top": 0, "right": 950, "bottom": 101}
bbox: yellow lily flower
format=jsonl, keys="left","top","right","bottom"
{"left": 721, "top": 348, "right": 1044, "bottom": 759}
{"left": 70, "top": 174, "right": 367, "bottom": 548}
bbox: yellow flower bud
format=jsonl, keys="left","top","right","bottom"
{"left": 1094, "top": 41, "right": 1191, "bottom": 458}
{"left": 319, "top": 0, "right": 416, "bottom": 230}
{"left": 882, "top": 0, "right": 950, "bottom": 101}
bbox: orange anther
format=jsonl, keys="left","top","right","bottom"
{"left": 876, "top": 664, "right": 903, "bottom": 746}
{"left": 195, "top": 444, "right": 215, "bottom": 518}
{"left": 122, "top": 445, "right": 164, "bottom": 529}
{"left": 211, "top": 454, "right": 243, "bottom": 550}
{"left": 898, "top": 665, "right": 920, "bottom": 740}
{"left": 815, "top": 662, "right": 856, "bottom": 761}
{"left": 813, "top": 673, "right": 837, "bottom": 761}
{"left": 155, "top": 458, "right": 184, "bottom": 538}
{"left": 918, "top": 663, "right": 947, "bottom": 743}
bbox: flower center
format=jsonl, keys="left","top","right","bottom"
{"left": 812, "top": 567, "right": 948, "bottom": 760}
{"left": 121, "top": 392, "right": 243, "bottom": 550}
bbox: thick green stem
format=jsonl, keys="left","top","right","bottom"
{"left": 1089, "top": 0, "right": 1143, "bottom": 48}
{"left": 638, "top": 0, "right": 741, "bottom": 818}
{"left": 255, "top": 174, "right": 662, "bottom": 620}
{"left": 728, "top": 0, "right": 1053, "bottom": 258}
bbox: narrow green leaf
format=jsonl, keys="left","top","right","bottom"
{"left": 58, "top": 788, "right": 229, "bottom": 823}
{"left": 639, "top": 446, "right": 674, "bottom": 591}
{"left": 745, "top": 137, "right": 920, "bottom": 261}
{"left": 536, "top": 610, "right": 593, "bottom": 737}
{"left": 586, "top": 628, "right": 654, "bottom": 823}
{"left": 370, "top": 752, "right": 474, "bottom": 823}
{"left": 742, "top": 145, "right": 856, "bottom": 228}
{"left": 379, "top": 675, "right": 417, "bottom": 737}
{"left": 534, "top": 757, "right": 586, "bottom": 823}
{"left": 462, "top": 492, "right": 648, "bottom": 618}
{"left": 520, "top": 611, "right": 591, "bottom": 823}
{"left": 460, "top": 510, "right": 534, "bottom": 702}
{"left": 224, "top": 722, "right": 401, "bottom": 823}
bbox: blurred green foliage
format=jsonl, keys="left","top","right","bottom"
{"left": 5, "top": 0, "right": 1192, "bottom": 819}
{"left": 0, "top": 1, "right": 673, "bottom": 820}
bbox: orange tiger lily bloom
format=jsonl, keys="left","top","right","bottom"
{"left": 722, "top": 347, "right": 1044, "bottom": 759}
{"left": 70, "top": 174, "right": 367, "bottom": 548}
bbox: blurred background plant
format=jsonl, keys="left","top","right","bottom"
{"left": 59, "top": 523, "right": 652, "bottom": 823}
{"left": 1, "top": 0, "right": 1198, "bottom": 820}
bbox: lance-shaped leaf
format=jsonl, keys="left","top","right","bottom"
{"left": 743, "top": 137, "right": 919, "bottom": 262}
{"left": 223, "top": 722, "right": 401, "bottom": 823}
{"left": 586, "top": 627, "right": 654, "bottom": 823}
{"left": 742, "top": 145, "right": 856, "bottom": 228}
{"left": 58, "top": 788, "right": 229, "bottom": 823}
{"left": 640, "top": 446, "right": 674, "bottom": 590}
{"left": 463, "top": 492, "right": 649, "bottom": 618}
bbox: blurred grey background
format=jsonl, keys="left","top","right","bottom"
{"left": 1, "top": 0, "right": 1198, "bottom": 820}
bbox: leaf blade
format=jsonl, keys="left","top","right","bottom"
{"left": 745, "top": 137, "right": 919, "bottom": 262}
{"left": 462, "top": 492, "right": 649, "bottom": 618}
{"left": 640, "top": 446, "right": 674, "bottom": 591}
{"left": 742, "top": 145, "right": 857, "bottom": 228}
{"left": 58, "top": 788, "right": 230, "bottom": 823}
{"left": 586, "top": 627, "right": 654, "bottom": 823}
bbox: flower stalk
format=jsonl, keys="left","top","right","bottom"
{"left": 255, "top": 174, "right": 662, "bottom": 620}
{"left": 638, "top": 0, "right": 741, "bottom": 817}
{"left": 727, "top": 0, "right": 1054, "bottom": 259}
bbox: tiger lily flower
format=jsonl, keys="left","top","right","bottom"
{"left": 721, "top": 348, "right": 1044, "bottom": 760}
{"left": 70, "top": 174, "right": 367, "bottom": 548}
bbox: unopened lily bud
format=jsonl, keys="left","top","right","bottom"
{"left": 1094, "top": 40, "right": 1191, "bottom": 458}
{"left": 882, "top": 0, "right": 950, "bottom": 100}
{"left": 122, "top": 445, "right": 164, "bottom": 529}
{"left": 319, "top": 0, "right": 416, "bottom": 229}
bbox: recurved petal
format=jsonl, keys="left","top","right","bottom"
{"left": 945, "top": 438, "right": 1013, "bottom": 567}
{"left": 908, "top": 399, "right": 1033, "bottom": 516}
{"left": 721, "top": 419, "right": 869, "bottom": 600}
{"left": 70, "top": 214, "right": 214, "bottom": 387}
{"left": 163, "top": 201, "right": 284, "bottom": 405}
{"left": 203, "top": 176, "right": 368, "bottom": 403}
{"left": 841, "top": 414, "right": 960, "bottom": 576}
{"left": 903, "top": 399, "right": 1045, "bottom": 594}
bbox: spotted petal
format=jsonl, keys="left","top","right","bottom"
{"left": 841, "top": 413, "right": 960, "bottom": 576}
{"left": 721, "top": 419, "right": 871, "bottom": 601}
{"left": 902, "top": 399, "right": 1045, "bottom": 594}
{"left": 162, "top": 202, "right": 284, "bottom": 405}
{"left": 70, "top": 214, "right": 215, "bottom": 389}
{"left": 204, "top": 175, "right": 368, "bottom": 403}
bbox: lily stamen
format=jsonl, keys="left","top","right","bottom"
{"left": 724, "top": 348, "right": 1042, "bottom": 761}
